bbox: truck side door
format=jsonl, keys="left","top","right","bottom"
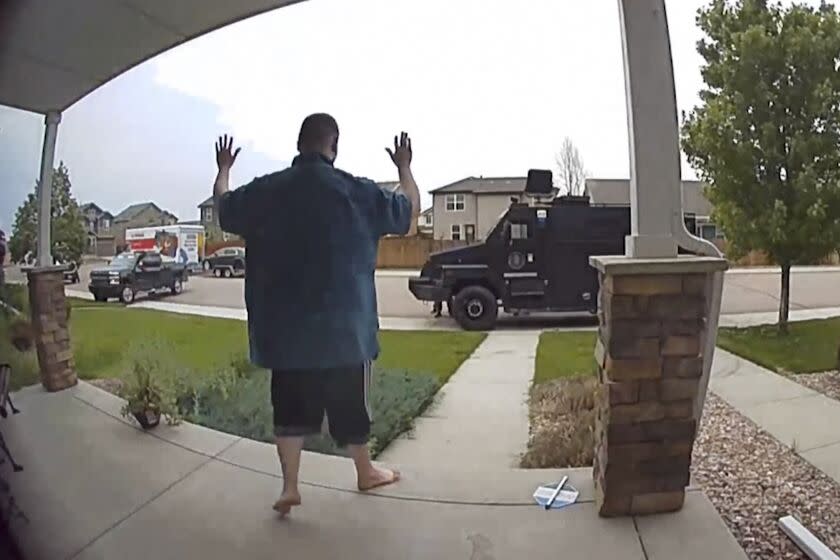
{"left": 502, "top": 213, "right": 546, "bottom": 307}
{"left": 136, "top": 253, "right": 163, "bottom": 292}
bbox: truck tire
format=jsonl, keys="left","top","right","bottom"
{"left": 213, "top": 268, "right": 222, "bottom": 278}
{"left": 119, "top": 286, "right": 136, "bottom": 304}
{"left": 203, "top": 260, "right": 212, "bottom": 272}
{"left": 452, "top": 286, "right": 498, "bottom": 331}
{"left": 171, "top": 278, "right": 183, "bottom": 296}
{"left": 223, "top": 268, "right": 233, "bottom": 279}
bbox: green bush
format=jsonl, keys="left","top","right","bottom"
{"left": 184, "top": 365, "right": 440, "bottom": 457}
{"left": 0, "top": 287, "right": 39, "bottom": 390}
{"left": 0, "top": 284, "right": 29, "bottom": 317}
{"left": 117, "top": 340, "right": 189, "bottom": 426}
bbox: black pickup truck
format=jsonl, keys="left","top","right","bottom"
{"left": 88, "top": 251, "right": 188, "bottom": 304}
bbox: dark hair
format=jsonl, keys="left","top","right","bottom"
{"left": 297, "top": 113, "right": 339, "bottom": 153}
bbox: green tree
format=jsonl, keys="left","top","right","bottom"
{"left": 9, "top": 162, "right": 86, "bottom": 265}
{"left": 682, "top": 0, "right": 840, "bottom": 333}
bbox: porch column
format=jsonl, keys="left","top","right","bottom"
{"left": 36, "top": 110, "right": 62, "bottom": 267}
{"left": 589, "top": 0, "right": 728, "bottom": 517}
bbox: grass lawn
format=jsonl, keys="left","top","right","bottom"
{"left": 66, "top": 305, "right": 483, "bottom": 382}
{"left": 534, "top": 331, "right": 598, "bottom": 384}
{"left": 717, "top": 318, "right": 840, "bottom": 374}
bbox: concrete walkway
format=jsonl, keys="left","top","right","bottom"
{"left": 379, "top": 331, "right": 540, "bottom": 469}
{"left": 1, "top": 382, "right": 747, "bottom": 560}
{"left": 710, "top": 349, "right": 840, "bottom": 484}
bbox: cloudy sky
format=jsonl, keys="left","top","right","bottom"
{"left": 0, "top": 0, "right": 820, "bottom": 232}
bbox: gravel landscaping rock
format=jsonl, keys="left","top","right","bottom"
{"left": 788, "top": 371, "right": 840, "bottom": 402}
{"left": 693, "top": 394, "right": 840, "bottom": 559}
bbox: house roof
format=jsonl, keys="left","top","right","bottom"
{"left": 420, "top": 207, "right": 433, "bottom": 217}
{"left": 585, "top": 178, "right": 712, "bottom": 217}
{"left": 430, "top": 176, "right": 527, "bottom": 195}
{"left": 0, "top": 1, "right": 301, "bottom": 114}
{"left": 80, "top": 202, "right": 102, "bottom": 213}
{"left": 80, "top": 202, "right": 114, "bottom": 218}
{"left": 198, "top": 196, "right": 214, "bottom": 208}
{"left": 114, "top": 202, "right": 176, "bottom": 222}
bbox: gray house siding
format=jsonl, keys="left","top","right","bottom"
{"left": 476, "top": 194, "right": 515, "bottom": 240}
{"left": 433, "top": 192, "right": 477, "bottom": 240}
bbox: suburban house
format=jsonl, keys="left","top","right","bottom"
{"left": 79, "top": 202, "right": 115, "bottom": 256}
{"left": 584, "top": 178, "right": 720, "bottom": 240}
{"left": 112, "top": 202, "right": 178, "bottom": 249}
{"left": 429, "top": 176, "right": 718, "bottom": 242}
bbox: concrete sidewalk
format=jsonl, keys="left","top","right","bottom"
{"left": 1, "top": 382, "right": 747, "bottom": 560}
{"left": 379, "top": 331, "right": 539, "bottom": 469}
{"left": 710, "top": 349, "right": 840, "bottom": 484}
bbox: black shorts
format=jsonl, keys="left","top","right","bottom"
{"left": 271, "top": 362, "right": 372, "bottom": 447}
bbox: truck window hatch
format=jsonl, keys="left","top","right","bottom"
{"left": 510, "top": 223, "right": 529, "bottom": 240}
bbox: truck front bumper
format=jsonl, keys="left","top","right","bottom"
{"left": 408, "top": 276, "right": 450, "bottom": 302}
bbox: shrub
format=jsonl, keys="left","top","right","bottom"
{"left": 8, "top": 320, "right": 34, "bottom": 353}
{"left": 0, "top": 285, "right": 29, "bottom": 317}
{"left": 184, "top": 366, "right": 440, "bottom": 457}
{"left": 117, "top": 340, "right": 189, "bottom": 426}
{"left": 520, "top": 376, "right": 598, "bottom": 469}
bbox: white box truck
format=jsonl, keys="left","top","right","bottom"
{"left": 124, "top": 224, "right": 206, "bottom": 271}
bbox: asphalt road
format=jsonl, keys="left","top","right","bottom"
{"left": 6, "top": 263, "right": 840, "bottom": 319}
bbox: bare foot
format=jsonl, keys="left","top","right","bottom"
{"left": 272, "top": 491, "right": 301, "bottom": 517}
{"left": 358, "top": 466, "right": 400, "bottom": 492}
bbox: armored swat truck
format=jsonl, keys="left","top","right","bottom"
{"left": 409, "top": 170, "right": 631, "bottom": 330}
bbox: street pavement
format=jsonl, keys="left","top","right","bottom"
{"left": 7, "top": 263, "right": 840, "bottom": 319}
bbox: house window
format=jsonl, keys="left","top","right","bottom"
{"left": 101, "top": 219, "right": 110, "bottom": 231}
{"left": 445, "top": 194, "right": 465, "bottom": 212}
{"left": 205, "top": 207, "right": 213, "bottom": 223}
{"left": 451, "top": 225, "right": 462, "bottom": 240}
{"left": 699, "top": 224, "right": 717, "bottom": 240}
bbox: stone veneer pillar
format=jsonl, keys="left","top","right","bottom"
{"left": 26, "top": 267, "right": 78, "bottom": 392}
{"left": 590, "top": 256, "right": 727, "bottom": 517}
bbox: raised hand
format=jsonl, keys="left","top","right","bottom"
{"left": 215, "top": 135, "right": 241, "bottom": 170}
{"left": 385, "top": 132, "right": 412, "bottom": 169}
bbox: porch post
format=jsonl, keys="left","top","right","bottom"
{"left": 36, "top": 110, "right": 62, "bottom": 267}
{"left": 588, "top": 0, "right": 729, "bottom": 518}
{"left": 617, "top": 0, "right": 680, "bottom": 259}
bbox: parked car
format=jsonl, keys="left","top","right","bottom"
{"left": 203, "top": 246, "right": 246, "bottom": 278}
{"left": 88, "top": 251, "right": 188, "bottom": 304}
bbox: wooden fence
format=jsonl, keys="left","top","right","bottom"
{"left": 712, "top": 240, "right": 840, "bottom": 267}
{"left": 205, "top": 237, "right": 464, "bottom": 269}
{"left": 376, "top": 237, "right": 465, "bottom": 269}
